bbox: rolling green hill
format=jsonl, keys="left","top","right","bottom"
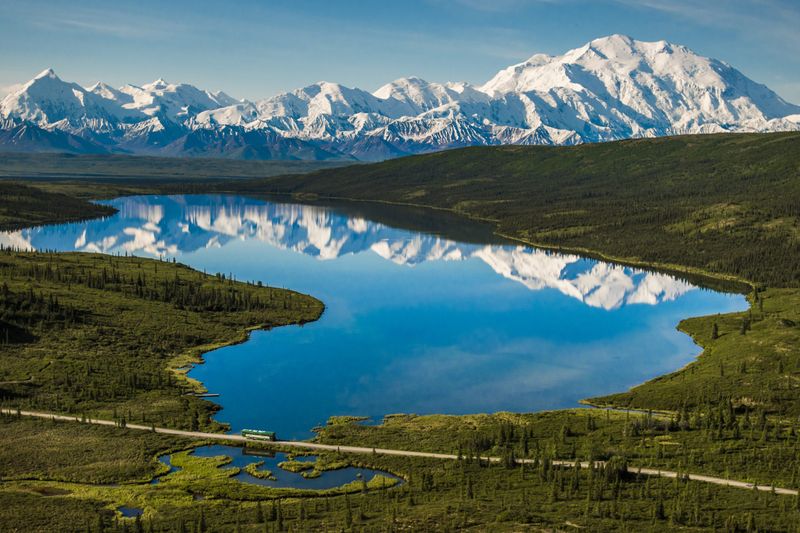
{"left": 0, "top": 152, "right": 346, "bottom": 180}
{"left": 249, "top": 132, "right": 800, "bottom": 288}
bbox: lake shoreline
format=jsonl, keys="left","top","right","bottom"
{"left": 3, "top": 189, "right": 754, "bottom": 428}
{"left": 251, "top": 190, "right": 755, "bottom": 297}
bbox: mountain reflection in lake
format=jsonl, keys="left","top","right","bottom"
{"left": 2, "top": 195, "right": 747, "bottom": 438}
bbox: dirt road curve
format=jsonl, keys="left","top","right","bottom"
{"left": 3, "top": 408, "right": 796, "bottom": 496}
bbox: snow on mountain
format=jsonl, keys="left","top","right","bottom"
{"left": 0, "top": 120, "right": 108, "bottom": 154}
{"left": 0, "top": 69, "right": 141, "bottom": 130}
{"left": 193, "top": 101, "right": 260, "bottom": 127}
{"left": 261, "top": 82, "right": 409, "bottom": 121}
{"left": 479, "top": 34, "right": 800, "bottom": 139}
{"left": 114, "top": 78, "right": 239, "bottom": 121}
{"left": 373, "top": 77, "right": 489, "bottom": 115}
{"left": 2, "top": 35, "right": 798, "bottom": 160}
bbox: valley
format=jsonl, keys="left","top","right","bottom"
{"left": 1, "top": 131, "right": 800, "bottom": 530}
{"left": 4, "top": 1, "right": 800, "bottom": 529}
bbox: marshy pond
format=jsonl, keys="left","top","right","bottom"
{"left": 154, "top": 445, "right": 401, "bottom": 490}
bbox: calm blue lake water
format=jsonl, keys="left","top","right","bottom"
{"left": 2, "top": 194, "right": 747, "bottom": 439}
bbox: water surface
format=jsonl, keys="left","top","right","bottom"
{"left": 161, "top": 445, "right": 400, "bottom": 489}
{"left": 117, "top": 506, "right": 143, "bottom": 518}
{"left": 2, "top": 194, "right": 747, "bottom": 438}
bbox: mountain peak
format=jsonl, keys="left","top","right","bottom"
{"left": 145, "top": 78, "right": 170, "bottom": 90}
{"left": 86, "top": 81, "right": 130, "bottom": 103}
{"left": 484, "top": 35, "right": 706, "bottom": 96}
{"left": 34, "top": 68, "right": 59, "bottom": 81}
{"left": 590, "top": 33, "right": 635, "bottom": 47}
{"left": 87, "top": 81, "right": 113, "bottom": 91}
{"left": 316, "top": 81, "right": 346, "bottom": 91}
{"left": 388, "top": 76, "right": 429, "bottom": 86}
{"left": 2, "top": 36, "right": 798, "bottom": 160}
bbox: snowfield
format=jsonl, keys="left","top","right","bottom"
{"left": 1, "top": 35, "right": 798, "bottom": 160}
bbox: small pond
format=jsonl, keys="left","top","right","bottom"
{"left": 117, "top": 506, "right": 143, "bottom": 518}
{"left": 150, "top": 454, "right": 181, "bottom": 485}
{"left": 156, "top": 445, "right": 402, "bottom": 490}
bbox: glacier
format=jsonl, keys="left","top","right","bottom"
{"left": 1, "top": 35, "right": 798, "bottom": 160}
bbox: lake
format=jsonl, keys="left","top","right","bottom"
{"left": 2, "top": 194, "right": 747, "bottom": 439}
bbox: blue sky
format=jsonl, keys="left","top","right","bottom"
{"left": 1, "top": 0, "right": 798, "bottom": 103}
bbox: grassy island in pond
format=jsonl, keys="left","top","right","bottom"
{"left": 244, "top": 461, "right": 276, "bottom": 480}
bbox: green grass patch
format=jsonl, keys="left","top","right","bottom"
{"left": 277, "top": 460, "right": 315, "bottom": 473}
{"left": 243, "top": 461, "right": 276, "bottom": 481}
{"left": 590, "top": 287, "right": 800, "bottom": 416}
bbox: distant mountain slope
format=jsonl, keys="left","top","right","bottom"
{"left": 0, "top": 120, "right": 107, "bottom": 154}
{"left": 1, "top": 35, "right": 798, "bottom": 160}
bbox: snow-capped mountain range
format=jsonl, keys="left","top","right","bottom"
{"left": 2, "top": 35, "right": 798, "bottom": 160}
{"left": 2, "top": 194, "right": 694, "bottom": 310}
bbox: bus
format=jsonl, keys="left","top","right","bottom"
{"left": 241, "top": 429, "right": 277, "bottom": 441}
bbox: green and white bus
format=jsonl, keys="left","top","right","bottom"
{"left": 241, "top": 429, "right": 277, "bottom": 441}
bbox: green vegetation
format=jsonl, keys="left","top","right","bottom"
{"left": 0, "top": 491, "right": 110, "bottom": 533}
{"left": 0, "top": 249, "right": 323, "bottom": 430}
{"left": 591, "top": 287, "right": 800, "bottom": 416}
{"left": 0, "top": 415, "right": 187, "bottom": 484}
{"left": 2, "top": 132, "right": 800, "bottom": 530}
{"left": 277, "top": 459, "right": 315, "bottom": 473}
{"left": 0, "top": 416, "right": 408, "bottom": 532}
{"left": 0, "top": 182, "right": 116, "bottom": 231}
{"left": 0, "top": 152, "right": 346, "bottom": 180}
{"left": 243, "top": 461, "right": 276, "bottom": 480}
{"left": 144, "top": 449, "right": 397, "bottom": 501}
{"left": 251, "top": 132, "right": 800, "bottom": 287}
{"left": 2, "top": 415, "right": 799, "bottom": 532}
{"left": 319, "top": 406, "right": 800, "bottom": 491}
